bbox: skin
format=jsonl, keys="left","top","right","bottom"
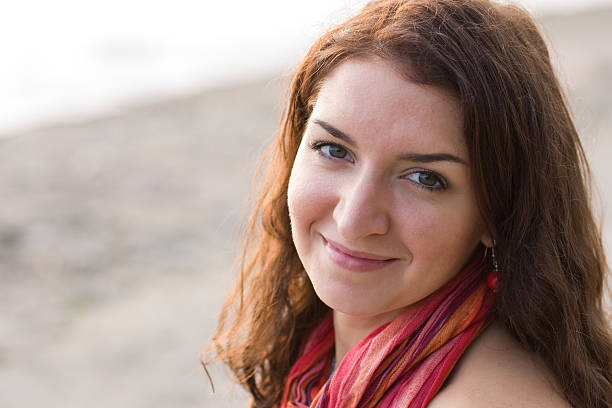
{"left": 286, "top": 57, "right": 568, "bottom": 406}
{"left": 428, "top": 321, "right": 570, "bottom": 407}
{"left": 287, "top": 57, "right": 491, "bottom": 358}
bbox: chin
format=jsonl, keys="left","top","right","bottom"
{"left": 312, "top": 280, "right": 400, "bottom": 318}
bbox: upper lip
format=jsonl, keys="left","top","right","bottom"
{"left": 323, "top": 236, "right": 398, "bottom": 261}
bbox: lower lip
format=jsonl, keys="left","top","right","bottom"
{"left": 322, "top": 236, "right": 397, "bottom": 273}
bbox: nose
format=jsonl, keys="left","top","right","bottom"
{"left": 332, "top": 171, "right": 391, "bottom": 240}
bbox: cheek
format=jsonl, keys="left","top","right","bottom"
{"left": 395, "top": 197, "right": 483, "bottom": 262}
{"left": 287, "top": 156, "right": 336, "bottom": 248}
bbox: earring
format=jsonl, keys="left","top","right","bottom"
{"left": 486, "top": 241, "right": 500, "bottom": 292}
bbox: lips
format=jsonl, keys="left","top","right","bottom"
{"left": 321, "top": 235, "right": 398, "bottom": 272}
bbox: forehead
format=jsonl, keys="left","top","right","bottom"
{"left": 311, "top": 57, "right": 467, "bottom": 159}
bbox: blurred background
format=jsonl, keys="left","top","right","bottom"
{"left": 1, "top": 1, "right": 611, "bottom": 407}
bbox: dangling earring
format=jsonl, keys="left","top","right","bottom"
{"left": 486, "top": 240, "right": 500, "bottom": 292}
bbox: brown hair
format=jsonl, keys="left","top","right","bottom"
{"left": 205, "top": 0, "right": 612, "bottom": 406}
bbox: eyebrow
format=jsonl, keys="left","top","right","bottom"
{"left": 312, "top": 118, "right": 468, "bottom": 165}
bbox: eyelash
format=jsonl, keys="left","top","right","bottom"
{"left": 310, "top": 141, "right": 355, "bottom": 163}
{"left": 404, "top": 170, "right": 448, "bottom": 192}
{"left": 309, "top": 140, "right": 448, "bottom": 192}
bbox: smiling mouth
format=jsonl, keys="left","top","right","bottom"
{"left": 321, "top": 235, "right": 399, "bottom": 272}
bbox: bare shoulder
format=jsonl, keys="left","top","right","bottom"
{"left": 428, "top": 320, "right": 570, "bottom": 408}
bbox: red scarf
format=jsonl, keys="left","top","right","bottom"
{"left": 281, "top": 254, "right": 495, "bottom": 408}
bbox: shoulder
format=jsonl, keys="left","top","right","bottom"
{"left": 428, "top": 320, "right": 570, "bottom": 408}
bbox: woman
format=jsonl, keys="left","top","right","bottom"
{"left": 206, "top": 0, "right": 612, "bottom": 406}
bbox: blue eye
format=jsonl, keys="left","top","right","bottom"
{"left": 311, "top": 142, "right": 355, "bottom": 163}
{"left": 406, "top": 171, "right": 446, "bottom": 191}
{"left": 322, "top": 144, "right": 348, "bottom": 158}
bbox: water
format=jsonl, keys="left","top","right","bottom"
{"left": 2, "top": 0, "right": 611, "bottom": 135}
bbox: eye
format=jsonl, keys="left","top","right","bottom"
{"left": 322, "top": 144, "right": 348, "bottom": 159}
{"left": 405, "top": 171, "right": 447, "bottom": 191}
{"left": 310, "top": 142, "right": 355, "bottom": 163}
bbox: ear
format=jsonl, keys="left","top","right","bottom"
{"left": 480, "top": 231, "right": 494, "bottom": 248}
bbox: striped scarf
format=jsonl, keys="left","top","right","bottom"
{"left": 281, "top": 253, "right": 495, "bottom": 408}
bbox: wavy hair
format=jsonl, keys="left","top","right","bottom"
{"left": 204, "top": 1, "right": 612, "bottom": 406}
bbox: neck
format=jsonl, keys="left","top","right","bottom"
{"left": 333, "top": 308, "right": 407, "bottom": 363}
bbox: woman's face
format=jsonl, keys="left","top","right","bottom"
{"left": 287, "top": 57, "right": 491, "bottom": 319}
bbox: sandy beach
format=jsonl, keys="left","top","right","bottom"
{"left": 1, "top": 7, "right": 611, "bottom": 408}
